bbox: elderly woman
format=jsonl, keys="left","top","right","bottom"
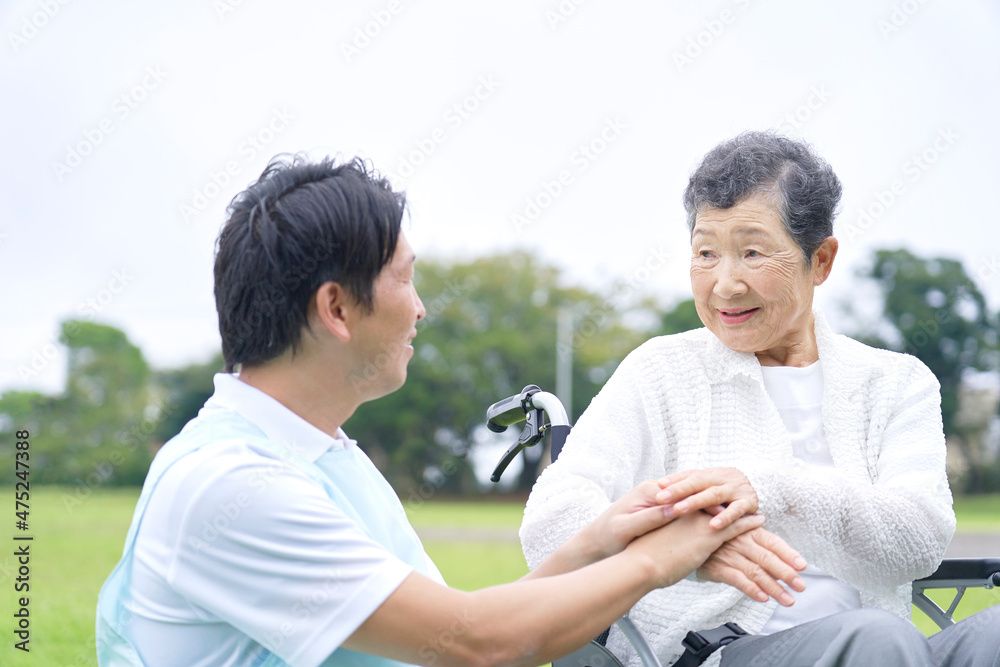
{"left": 521, "top": 133, "right": 999, "bottom": 666}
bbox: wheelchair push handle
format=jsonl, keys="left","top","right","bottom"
{"left": 486, "top": 385, "right": 570, "bottom": 483}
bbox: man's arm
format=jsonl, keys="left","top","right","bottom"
{"left": 344, "top": 511, "right": 765, "bottom": 667}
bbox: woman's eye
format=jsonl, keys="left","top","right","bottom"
{"left": 746, "top": 250, "right": 760, "bottom": 258}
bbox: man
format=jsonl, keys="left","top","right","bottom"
{"left": 96, "top": 155, "right": 800, "bottom": 667}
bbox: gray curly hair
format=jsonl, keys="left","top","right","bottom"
{"left": 683, "top": 132, "right": 842, "bottom": 265}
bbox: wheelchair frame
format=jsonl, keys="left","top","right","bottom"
{"left": 486, "top": 385, "right": 1000, "bottom": 667}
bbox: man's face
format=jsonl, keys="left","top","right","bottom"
{"left": 352, "top": 232, "right": 425, "bottom": 399}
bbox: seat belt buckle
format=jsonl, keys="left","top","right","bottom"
{"left": 679, "top": 622, "right": 748, "bottom": 664}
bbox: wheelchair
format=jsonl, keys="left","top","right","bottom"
{"left": 486, "top": 385, "right": 1000, "bottom": 667}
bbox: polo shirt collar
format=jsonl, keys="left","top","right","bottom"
{"left": 202, "top": 373, "right": 354, "bottom": 462}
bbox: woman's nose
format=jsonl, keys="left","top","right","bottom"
{"left": 713, "top": 259, "right": 748, "bottom": 299}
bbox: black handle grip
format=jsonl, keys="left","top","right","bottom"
{"left": 486, "top": 395, "right": 526, "bottom": 432}
{"left": 486, "top": 385, "right": 540, "bottom": 432}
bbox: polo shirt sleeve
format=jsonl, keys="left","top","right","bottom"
{"left": 160, "top": 441, "right": 414, "bottom": 667}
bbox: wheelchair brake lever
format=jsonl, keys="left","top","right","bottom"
{"left": 489, "top": 409, "right": 545, "bottom": 482}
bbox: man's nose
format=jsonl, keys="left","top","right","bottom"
{"left": 413, "top": 286, "right": 426, "bottom": 321}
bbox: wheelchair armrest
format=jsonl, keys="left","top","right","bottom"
{"left": 914, "top": 558, "right": 1000, "bottom": 589}
{"left": 912, "top": 557, "right": 1000, "bottom": 630}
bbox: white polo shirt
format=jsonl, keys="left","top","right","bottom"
{"left": 127, "top": 374, "right": 443, "bottom": 666}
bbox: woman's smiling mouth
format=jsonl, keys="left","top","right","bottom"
{"left": 718, "top": 307, "right": 760, "bottom": 324}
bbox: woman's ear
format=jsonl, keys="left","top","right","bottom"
{"left": 812, "top": 236, "right": 839, "bottom": 286}
{"left": 313, "top": 281, "right": 353, "bottom": 342}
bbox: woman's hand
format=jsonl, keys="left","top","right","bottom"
{"left": 627, "top": 510, "right": 766, "bottom": 589}
{"left": 655, "top": 467, "right": 758, "bottom": 529}
{"left": 697, "top": 527, "right": 807, "bottom": 605}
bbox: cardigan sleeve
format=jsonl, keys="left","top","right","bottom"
{"left": 741, "top": 358, "right": 956, "bottom": 593}
{"left": 520, "top": 346, "right": 665, "bottom": 570}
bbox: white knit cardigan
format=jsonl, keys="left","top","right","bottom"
{"left": 520, "top": 311, "right": 956, "bottom": 667}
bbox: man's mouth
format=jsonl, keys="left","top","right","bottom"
{"left": 718, "top": 307, "right": 759, "bottom": 324}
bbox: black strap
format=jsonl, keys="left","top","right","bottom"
{"left": 673, "top": 622, "right": 748, "bottom": 667}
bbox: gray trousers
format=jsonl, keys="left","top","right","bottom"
{"left": 718, "top": 607, "right": 1000, "bottom": 667}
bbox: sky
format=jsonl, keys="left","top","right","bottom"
{"left": 2, "top": 0, "right": 999, "bottom": 396}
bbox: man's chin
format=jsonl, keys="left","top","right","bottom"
{"left": 363, "top": 372, "right": 407, "bottom": 403}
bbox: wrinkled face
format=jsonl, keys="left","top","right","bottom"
{"left": 689, "top": 193, "right": 820, "bottom": 361}
{"left": 353, "top": 232, "right": 425, "bottom": 398}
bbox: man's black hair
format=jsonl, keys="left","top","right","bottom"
{"left": 214, "top": 154, "right": 404, "bottom": 372}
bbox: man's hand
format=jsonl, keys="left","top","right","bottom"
{"left": 531, "top": 479, "right": 680, "bottom": 580}
{"left": 655, "top": 467, "right": 758, "bottom": 529}
{"left": 580, "top": 479, "right": 679, "bottom": 563}
{"left": 628, "top": 511, "right": 766, "bottom": 589}
{"left": 697, "top": 527, "right": 807, "bottom": 605}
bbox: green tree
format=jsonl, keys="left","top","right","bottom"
{"left": 345, "top": 252, "right": 646, "bottom": 497}
{"left": 0, "top": 320, "right": 155, "bottom": 487}
{"left": 656, "top": 297, "right": 704, "bottom": 336}
{"left": 152, "top": 352, "right": 225, "bottom": 444}
{"left": 847, "top": 248, "right": 1000, "bottom": 492}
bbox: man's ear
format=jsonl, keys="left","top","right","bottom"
{"left": 313, "top": 281, "right": 354, "bottom": 342}
{"left": 811, "top": 236, "right": 839, "bottom": 286}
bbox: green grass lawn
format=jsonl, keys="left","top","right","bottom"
{"left": 952, "top": 494, "right": 1000, "bottom": 532}
{"left": 1, "top": 488, "right": 996, "bottom": 664}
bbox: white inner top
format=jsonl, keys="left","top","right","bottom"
{"left": 758, "top": 361, "right": 862, "bottom": 635}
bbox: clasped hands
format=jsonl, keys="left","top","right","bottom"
{"left": 587, "top": 467, "right": 806, "bottom": 606}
